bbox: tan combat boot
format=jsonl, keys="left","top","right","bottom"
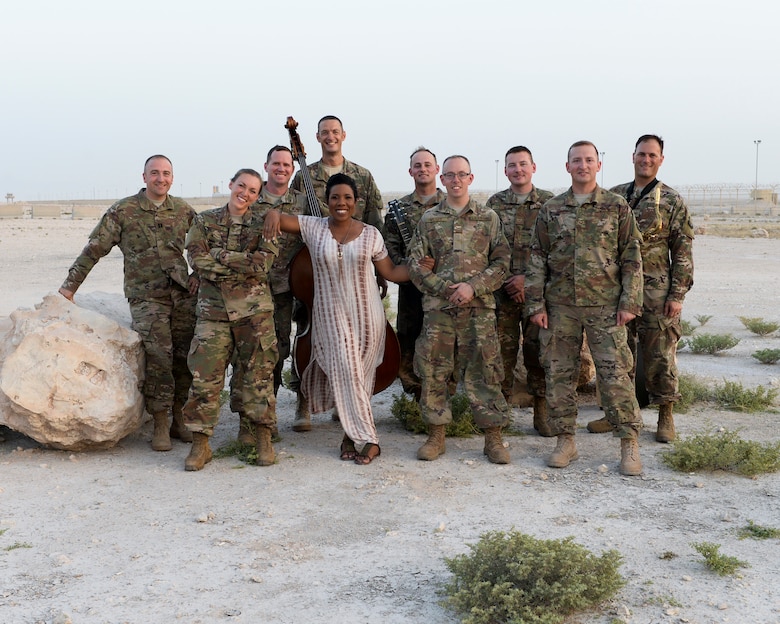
{"left": 292, "top": 393, "right": 311, "bottom": 432}
{"left": 256, "top": 424, "right": 276, "bottom": 466}
{"left": 483, "top": 427, "right": 510, "bottom": 464}
{"left": 169, "top": 401, "right": 193, "bottom": 443}
{"left": 417, "top": 424, "right": 446, "bottom": 461}
{"left": 185, "top": 432, "right": 213, "bottom": 471}
{"left": 547, "top": 433, "right": 578, "bottom": 468}
{"left": 586, "top": 415, "right": 612, "bottom": 433}
{"left": 237, "top": 413, "right": 255, "bottom": 444}
{"left": 151, "top": 411, "right": 172, "bottom": 451}
{"left": 532, "top": 396, "right": 554, "bottom": 437}
{"left": 656, "top": 403, "right": 676, "bottom": 443}
{"left": 619, "top": 436, "right": 642, "bottom": 476}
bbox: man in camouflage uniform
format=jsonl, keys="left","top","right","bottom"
{"left": 526, "top": 141, "right": 645, "bottom": 476}
{"left": 182, "top": 168, "right": 279, "bottom": 471}
{"left": 408, "top": 155, "right": 511, "bottom": 464}
{"left": 59, "top": 155, "right": 197, "bottom": 452}
{"left": 383, "top": 147, "right": 445, "bottom": 400}
{"left": 587, "top": 135, "right": 694, "bottom": 442}
{"left": 487, "top": 146, "right": 554, "bottom": 433}
{"left": 241, "top": 145, "right": 318, "bottom": 436}
{"left": 291, "top": 114, "right": 385, "bottom": 424}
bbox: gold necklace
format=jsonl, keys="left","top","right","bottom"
{"left": 335, "top": 219, "right": 354, "bottom": 260}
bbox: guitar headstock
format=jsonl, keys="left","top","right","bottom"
{"left": 285, "top": 116, "right": 306, "bottom": 161}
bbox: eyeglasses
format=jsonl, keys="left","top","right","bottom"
{"left": 442, "top": 172, "right": 471, "bottom": 181}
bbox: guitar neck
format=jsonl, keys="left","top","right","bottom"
{"left": 296, "top": 156, "right": 322, "bottom": 218}
{"left": 388, "top": 200, "right": 413, "bottom": 246}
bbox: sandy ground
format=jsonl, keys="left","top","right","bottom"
{"left": 1, "top": 218, "right": 780, "bottom": 624}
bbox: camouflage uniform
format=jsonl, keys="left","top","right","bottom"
{"left": 61, "top": 188, "right": 197, "bottom": 415}
{"left": 291, "top": 158, "right": 383, "bottom": 230}
{"left": 383, "top": 188, "right": 446, "bottom": 397}
{"left": 182, "top": 205, "right": 279, "bottom": 435}
{"left": 252, "top": 187, "right": 312, "bottom": 396}
{"left": 487, "top": 186, "right": 554, "bottom": 400}
{"left": 408, "top": 198, "right": 510, "bottom": 429}
{"left": 525, "top": 187, "right": 644, "bottom": 437}
{"left": 611, "top": 180, "right": 694, "bottom": 405}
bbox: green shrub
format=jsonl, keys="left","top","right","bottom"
{"left": 684, "top": 333, "right": 739, "bottom": 355}
{"left": 281, "top": 366, "right": 293, "bottom": 389}
{"left": 691, "top": 542, "right": 748, "bottom": 576}
{"left": 680, "top": 319, "right": 697, "bottom": 336}
{"left": 213, "top": 440, "right": 259, "bottom": 466}
{"left": 443, "top": 530, "right": 625, "bottom": 624}
{"left": 752, "top": 349, "right": 780, "bottom": 365}
{"left": 738, "top": 316, "right": 780, "bottom": 336}
{"left": 694, "top": 314, "right": 713, "bottom": 326}
{"left": 676, "top": 374, "right": 712, "bottom": 413}
{"left": 738, "top": 520, "right": 780, "bottom": 540}
{"left": 4, "top": 542, "right": 32, "bottom": 551}
{"left": 714, "top": 380, "right": 777, "bottom": 412}
{"left": 391, "top": 392, "right": 477, "bottom": 436}
{"left": 661, "top": 429, "right": 780, "bottom": 476}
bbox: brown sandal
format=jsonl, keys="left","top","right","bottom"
{"left": 340, "top": 435, "right": 357, "bottom": 461}
{"left": 354, "top": 443, "right": 381, "bottom": 465}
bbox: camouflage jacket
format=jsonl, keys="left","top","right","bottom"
{"left": 610, "top": 180, "right": 694, "bottom": 304}
{"left": 526, "top": 187, "right": 644, "bottom": 316}
{"left": 291, "top": 158, "right": 383, "bottom": 230}
{"left": 186, "top": 204, "right": 278, "bottom": 322}
{"left": 252, "top": 186, "right": 316, "bottom": 296}
{"left": 486, "top": 186, "right": 555, "bottom": 276}
{"left": 408, "top": 198, "right": 509, "bottom": 311}
{"left": 61, "top": 189, "right": 196, "bottom": 300}
{"left": 382, "top": 188, "right": 446, "bottom": 264}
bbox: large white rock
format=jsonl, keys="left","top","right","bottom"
{"left": 0, "top": 293, "right": 145, "bottom": 451}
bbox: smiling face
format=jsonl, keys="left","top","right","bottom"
{"left": 228, "top": 173, "right": 262, "bottom": 215}
{"left": 440, "top": 156, "right": 473, "bottom": 203}
{"left": 264, "top": 148, "right": 295, "bottom": 191}
{"left": 409, "top": 150, "right": 439, "bottom": 190}
{"left": 316, "top": 118, "right": 345, "bottom": 159}
{"left": 632, "top": 139, "right": 664, "bottom": 186}
{"left": 565, "top": 144, "right": 601, "bottom": 193}
{"left": 327, "top": 183, "right": 357, "bottom": 223}
{"left": 505, "top": 150, "right": 536, "bottom": 194}
{"left": 143, "top": 157, "right": 173, "bottom": 202}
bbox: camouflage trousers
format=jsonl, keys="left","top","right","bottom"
{"left": 494, "top": 289, "right": 546, "bottom": 399}
{"left": 628, "top": 299, "right": 682, "bottom": 405}
{"left": 183, "top": 312, "right": 277, "bottom": 435}
{"left": 396, "top": 282, "right": 424, "bottom": 397}
{"left": 414, "top": 307, "right": 508, "bottom": 429}
{"left": 128, "top": 288, "right": 196, "bottom": 415}
{"left": 539, "top": 304, "right": 640, "bottom": 437}
{"left": 271, "top": 291, "right": 294, "bottom": 396}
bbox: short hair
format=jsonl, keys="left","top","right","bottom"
{"left": 144, "top": 154, "right": 172, "bottom": 170}
{"left": 505, "top": 145, "right": 534, "bottom": 163}
{"left": 317, "top": 115, "right": 343, "bottom": 131}
{"left": 326, "top": 173, "right": 359, "bottom": 201}
{"left": 567, "top": 141, "right": 599, "bottom": 160}
{"left": 230, "top": 168, "right": 263, "bottom": 184}
{"left": 266, "top": 145, "right": 293, "bottom": 163}
{"left": 442, "top": 154, "right": 471, "bottom": 170}
{"left": 409, "top": 146, "right": 437, "bottom": 164}
{"left": 635, "top": 134, "right": 664, "bottom": 154}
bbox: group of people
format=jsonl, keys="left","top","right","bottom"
{"left": 58, "top": 115, "right": 694, "bottom": 476}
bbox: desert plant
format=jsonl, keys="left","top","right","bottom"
{"left": 684, "top": 333, "right": 739, "bottom": 355}
{"left": 391, "top": 392, "right": 477, "bottom": 436}
{"left": 676, "top": 374, "right": 712, "bottom": 413}
{"left": 714, "top": 380, "right": 777, "bottom": 412}
{"left": 661, "top": 429, "right": 780, "bottom": 476}
{"left": 752, "top": 349, "right": 780, "bottom": 365}
{"left": 281, "top": 366, "right": 293, "bottom": 389}
{"left": 694, "top": 314, "right": 713, "bottom": 326}
{"left": 443, "top": 530, "right": 625, "bottom": 624}
{"left": 738, "top": 316, "right": 780, "bottom": 336}
{"left": 691, "top": 542, "right": 748, "bottom": 576}
{"left": 680, "top": 319, "right": 697, "bottom": 336}
{"left": 213, "top": 440, "right": 259, "bottom": 466}
{"left": 4, "top": 542, "right": 32, "bottom": 551}
{"left": 738, "top": 520, "right": 780, "bottom": 540}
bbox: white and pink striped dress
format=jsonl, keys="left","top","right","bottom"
{"left": 298, "top": 216, "right": 388, "bottom": 449}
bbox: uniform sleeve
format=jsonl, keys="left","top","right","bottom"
{"left": 667, "top": 196, "right": 695, "bottom": 303}
{"left": 408, "top": 220, "right": 451, "bottom": 297}
{"left": 617, "top": 207, "right": 644, "bottom": 315}
{"left": 524, "top": 208, "right": 550, "bottom": 317}
{"left": 185, "top": 216, "right": 232, "bottom": 280}
{"left": 361, "top": 173, "right": 384, "bottom": 231}
{"left": 60, "top": 208, "right": 122, "bottom": 292}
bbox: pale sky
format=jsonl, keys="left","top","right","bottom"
{"left": 2, "top": 0, "right": 777, "bottom": 200}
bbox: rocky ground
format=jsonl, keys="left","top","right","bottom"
{"left": 1, "top": 218, "right": 779, "bottom": 624}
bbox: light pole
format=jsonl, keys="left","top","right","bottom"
{"left": 495, "top": 159, "right": 499, "bottom": 193}
{"left": 754, "top": 140, "right": 762, "bottom": 200}
{"left": 599, "top": 152, "right": 605, "bottom": 187}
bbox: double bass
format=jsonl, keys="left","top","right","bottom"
{"left": 285, "top": 116, "right": 401, "bottom": 394}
